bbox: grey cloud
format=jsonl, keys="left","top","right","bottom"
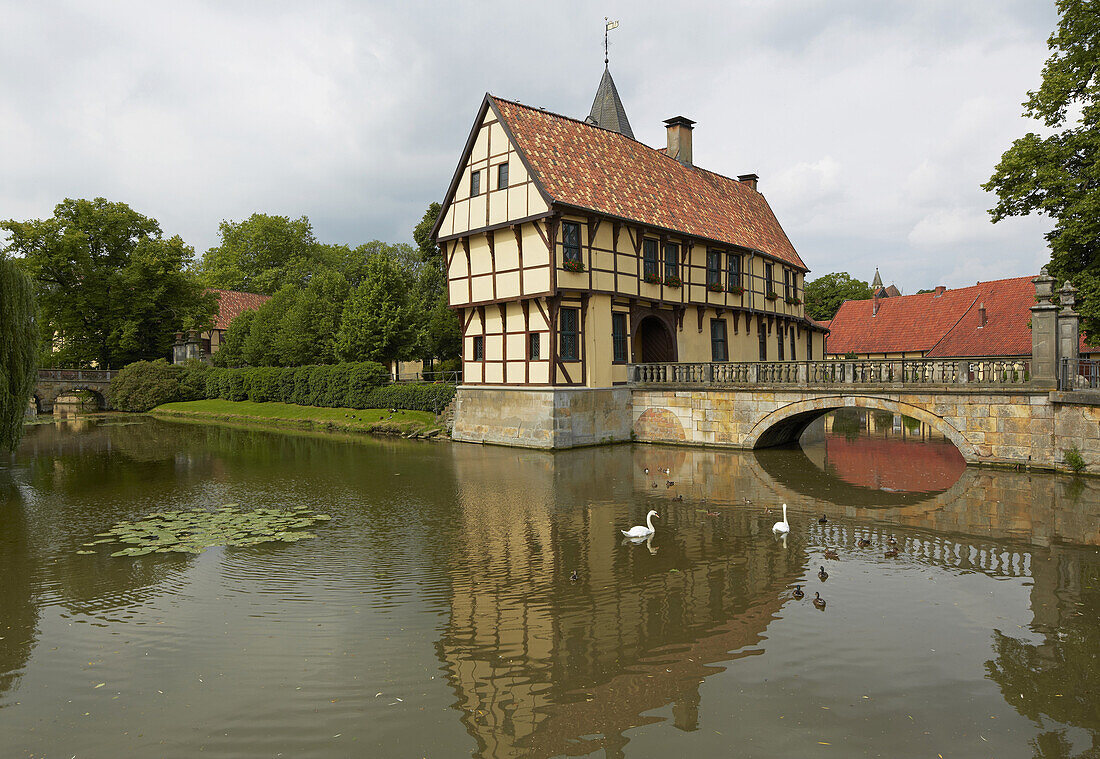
{"left": 0, "top": 0, "right": 1061, "bottom": 292}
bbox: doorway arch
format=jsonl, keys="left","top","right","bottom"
{"left": 636, "top": 315, "right": 677, "bottom": 363}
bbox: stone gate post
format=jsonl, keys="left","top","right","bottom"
{"left": 1057, "top": 280, "right": 1080, "bottom": 388}
{"left": 1030, "top": 268, "right": 1058, "bottom": 389}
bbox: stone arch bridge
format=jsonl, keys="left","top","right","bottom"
{"left": 33, "top": 369, "right": 116, "bottom": 413}
{"left": 629, "top": 359, "right": 1100, "bottom": 472}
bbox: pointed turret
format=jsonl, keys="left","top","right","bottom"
{"left": 872, "top": 268, "right": 883, "bottom": 290}
{"left": 587, "top": 66, "right": 634, "bottom": 140}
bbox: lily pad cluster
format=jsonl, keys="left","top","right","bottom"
{"left": 77, "top": 505, "right": 331, "bottom": 557}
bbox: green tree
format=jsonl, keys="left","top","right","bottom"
{"left": 0, "top": 258, "right": 39, "bottom": 451}
{"left": 335, "top": 253, "right": 417, "bottom": 366}
{"left": 212, "top": 309, "right": 254, "bottom": 367}
{"left": 414, "top": 202, "right": 443, "bottom": 267}
{"left": 803, "top": 272, "right": 874, "bottom": 320}
{"left": 412, "top": 202, "right": 460, "bottom": 365}
{"left": 2, "top": 198, "right": 215, "bottom": 369}
{"left": 984, "top": 0, "right": 1100, "bottom": 340}
{"left": 237, "top": 271, "right": 349, "bottom": 367}
{"left": 199, "top": 213, "right": 327, "bottom": 295}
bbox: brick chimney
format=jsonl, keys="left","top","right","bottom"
{"left": 933, "top": 286, "right": 946, "bottom": 297}
{"left": 978, "top": 302, "right": 987, "bottom": 327}
{"left": 664, "top": 116, "right": 695, "bottom": 166}
{"left": 738, "top": 173, "right": 759, "bottom": 191}
{"left": 872, "top": 295, "right": 880, "bottom": 316}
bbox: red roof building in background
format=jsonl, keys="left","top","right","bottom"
{"left": 826, "top": 274, "right": 1097, "bottom": 359}
{"left": 172, "top": 289, "right": 270, "bottom": 364}
{"left": 207, "top": 289, "right": 271, "bottom": 331}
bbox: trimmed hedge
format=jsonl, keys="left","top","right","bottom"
{"left": 118, "top": 359, "right": 453, "bottom": 414}
{"left": 354, "top": 383, "right": 456, "bottom": 413}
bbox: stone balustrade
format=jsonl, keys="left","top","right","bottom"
{"left": 629, "top": 358, "right": 1032, "bottom": 388}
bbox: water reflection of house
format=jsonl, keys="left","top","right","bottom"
{"left": 440, "top": 444, "right": 806, "bottom": 758}
{"left": 440, "top": 439, "right": 1100, "bottom": 757}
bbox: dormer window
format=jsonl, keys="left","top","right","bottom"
{"left": 497, "top": 162, "right": 509, "bottom": 189}
{"left": 470, "top": 170, "right": 481, "bottom": 197}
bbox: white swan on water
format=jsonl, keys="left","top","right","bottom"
{"left": 772, "top": 503, "right": 790, "bottom": 534}
{"left": 622, "top": 510, "right": 659, "bottom": 538}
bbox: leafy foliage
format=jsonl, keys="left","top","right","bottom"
{"left": 2, "top": 198, "right": 216, "bottom": 369}
{"left": 335, "top": 253, "right": 417, "bottom": 364}
{"left": 804, "top": 272, "right": 874, "bottom": 320}
{"left": 0, "top": 258, "right": 39, "bottom": 450}
{"left": 108, "top": 360, "right": 182, "bottom": 412}
{"left": 984, "top": 0, "right": 1100, "bottom": 341}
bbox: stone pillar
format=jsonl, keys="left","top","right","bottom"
{"left": 1057, "top": 280, "right": 1080, "bottom": 389}
{"left": 1030, "top": 268, "right": 1058, "bottom": 389}
{"left": 172, "top": 332, "right": 186, "bottom": 365}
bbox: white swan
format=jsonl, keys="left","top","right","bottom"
{"left": 772, "top": 503, "right": 790, "bottom": 534}
{"left": 622, "top": 510, "right": 659, "bottom": 538}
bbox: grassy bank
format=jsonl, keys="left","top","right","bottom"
{"left": 150, "top": 400, "right": 446, "bottom": 439}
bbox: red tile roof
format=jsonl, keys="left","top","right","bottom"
{"left": 826, "top": 275, "right": 1048, "bottom": 358}
{"left": 925, "top": 276, "right": 1034, "bottom": 357}
{"left": 207, "top": 289, "right": 270, "bottom": 331}
{"left": 826, "top": 286, "right": 983, "bottom": 356}
{"left": 492, "top": 97, "right": 806, "bottom": 270}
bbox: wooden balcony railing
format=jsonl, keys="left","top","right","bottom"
{"left": 629, "top": 359, "right": 1032, "bottom": 388}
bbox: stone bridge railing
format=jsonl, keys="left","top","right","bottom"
{"left": 629, "top": 358, "right": 1032, "bottom": 388}
{"left": 38, "top": 368, "right": 117, "bottom": 383}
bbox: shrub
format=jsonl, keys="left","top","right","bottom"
{"left": 356, "top": 383, "right": 456, "bottom": 413}
{"left": 346, "top": 362, "right": 389, "bottom": 407}
{"left": 224, "top": 368, "right": 249, "bottom": 402}
{"left": 291, "top": 366, "right": 313, "bottom": 406}
{"left": 205, "top": 368, "right": 226, "bottom": 399}
{"left": 248, "top": 367, "right": 282, "bottom": 402}
{"left": 109, "top": 360, "right": 182, "bottom": 412}
{"left": 304, "top": 364, "right": 333, "bottom": 406}
{"left": 178, "top": 360, "right": 213, "bottom": 401}
{"left": 1064, "top": 446, "right": 1086, "bottom": 474}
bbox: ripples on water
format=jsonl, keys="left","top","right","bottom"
{"left": 0, "top": 416, "right": 1097, "bottom": 758}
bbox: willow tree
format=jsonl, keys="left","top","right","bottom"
{"left": 0, "top": 258, "right": 39, "bottom": 451}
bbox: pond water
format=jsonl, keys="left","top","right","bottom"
{"left": 1, "top": 415, "right": 1098, "bottom": 758}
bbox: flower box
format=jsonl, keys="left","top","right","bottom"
{"left": 727, "top": 286, "right": 745, "bottom": 295}
{"left": 706, "top": 283, "right": 724, "bottom": 293}
{"left": 563, "top": 259, "right": 585, "bottom": 273}
{"left": 785, "top": 296, "right": 801, "bottom": 306}
{"left": 642, "top": 273, "right": 662, "bottom": 285}
{"left": 664, "top": 275, "right": 682, "bottom": 288}
{"left": 765, "top": 291, "right": 779, "bottom": 301}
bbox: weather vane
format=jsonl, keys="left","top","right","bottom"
{"left": 605, "top": 18, "right": 619, "bottom": 66}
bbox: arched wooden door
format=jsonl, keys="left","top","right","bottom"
{"left": 638, "top": 316, "right": 677, "bottom": 363}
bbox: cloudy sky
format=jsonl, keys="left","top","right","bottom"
{"left": 1, "top": 0, "right": 1060, "bottom": 291}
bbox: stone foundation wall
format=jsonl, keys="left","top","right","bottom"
{"left": 452, "top": 387, "right": 632, "bottom": 449}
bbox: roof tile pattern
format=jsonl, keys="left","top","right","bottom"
{"left": 493, "top": 97, "right": 806, "bottom": 269}
{"left": 208, "top": 289, "right": 271, "bottom": 331}
{"left": 827, "top": 275, "right": 1046, "bottom": 358}
{"left": 925, "top": 276, "right": 1034, "bottom": 357}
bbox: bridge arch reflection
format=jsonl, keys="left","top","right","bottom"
{"left": 746, "top": 394, "right": 975, "bottom": 457}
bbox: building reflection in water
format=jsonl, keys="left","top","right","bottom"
{"left": 802, "top": 410, "right": 967, "bottom": 494}
{"left": 441, "top": 434, "right": 1100, "bottom": 759}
